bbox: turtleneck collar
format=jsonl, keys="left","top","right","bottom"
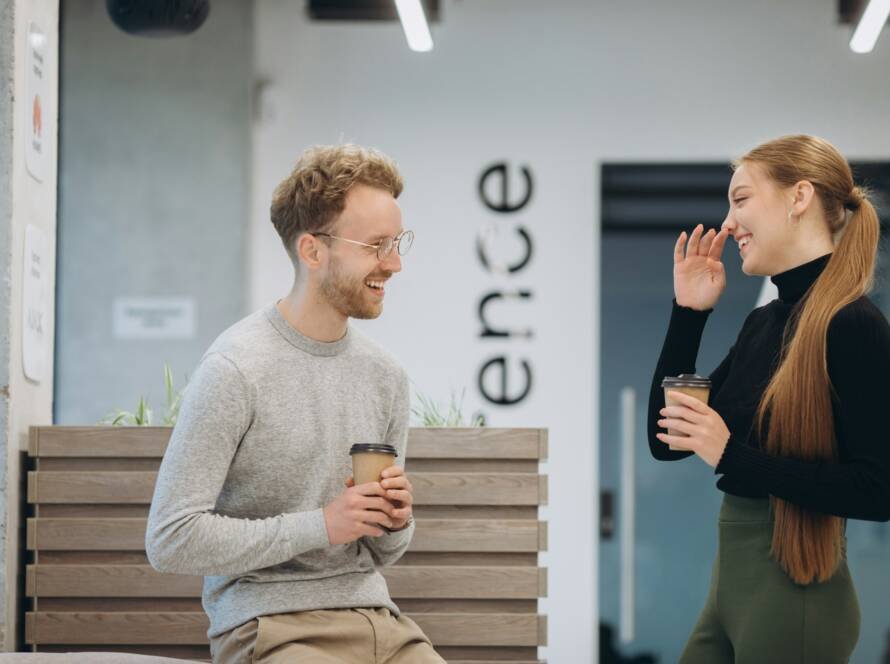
{"left": 770, "top": 253, "right": 832, "bottom": 305}
{"left": 265, "top": 303, "right": 352, "bottom": 357}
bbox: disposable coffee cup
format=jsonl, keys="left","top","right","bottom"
{"left": 661, "top": 374, "right": 712, "bottom": 451}
{"left": 349, "top": 443, "right": 398, "bottom": 486}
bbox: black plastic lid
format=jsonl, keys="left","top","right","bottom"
{"left": 349, "top": 443, "right": 398, "bottom": 456}
{"left": 661, "top": 373, "right": 711, "bottom": 388}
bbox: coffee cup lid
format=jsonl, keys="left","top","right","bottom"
{"left": 349, "top": 443, "right": 398, "bottom": 456}
{"left": 661, "top": 373, "right": 711, "bottom": 388}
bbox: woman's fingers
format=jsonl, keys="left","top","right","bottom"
{"left": 660, "top": 405, "right": 705, "bottom": 423}
{"left": 657, "top": 418, "right": 698, "bottom": 436}
{"left": 674, "top": 231, "right": 687, "bottom": 264}
{"left": 708, "top": 228, "right": 729, "bottom": 262}
{"left": 656, "top": 432, "right": 696, "bottom": 450}
{"left": 698, "top": 228, "right": 716, "bottom": 257}
{"left": 686, "top": 224, "right": 704, "bottom": 257}
{"left": 665, "top": 390, "right": 711, "bottom": 414}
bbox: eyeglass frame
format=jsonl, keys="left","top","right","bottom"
{"left": 311, "top": 229, "right": 414, "bottom": 261}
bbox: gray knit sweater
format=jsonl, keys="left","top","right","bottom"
{"left": 145, "top": 304, "right": 414, "bottom": 638}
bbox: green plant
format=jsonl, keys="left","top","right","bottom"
{"left": 411, "top": 387, "right": 485, "bottom": 427}
{"left": 104, "top": 395, "right": 153, "bottom": 426}
{"left": 101, "top": 363, "right": 185, "bottom": 427}
{"left": 162, "top": 363, "right": 183, "bottom": 426}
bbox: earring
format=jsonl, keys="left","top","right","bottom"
{"left": 786, "top": 209, "right": 793, "bottom": 223}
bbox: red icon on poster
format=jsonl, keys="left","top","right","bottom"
{"left": 32, "top": 95, "right": 42, "bottom": 138}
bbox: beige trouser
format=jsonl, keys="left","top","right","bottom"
{"left": 210, "top": 607, "right": 446, "bottom": 664}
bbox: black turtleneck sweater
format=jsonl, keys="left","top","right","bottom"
{"left": 648, "top": 253, "right": 890, "bottom": 522}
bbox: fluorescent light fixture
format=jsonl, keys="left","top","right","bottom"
{"left": 850, "top": 0, "right": 890, "bottom": 53}
{"left": 394, "top": 0, "right": 433, "bottom": 52}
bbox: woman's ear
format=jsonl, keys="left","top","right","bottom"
{"left": 791, "top": 180, "right": 816, "bottom": 215}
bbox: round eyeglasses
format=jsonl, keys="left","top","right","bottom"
{"left": 312, "top": 230, "right": 414, "bottom": 261}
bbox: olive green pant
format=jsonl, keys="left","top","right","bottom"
{"left": 680, "top": 494, "right": 860, "bottom": 664}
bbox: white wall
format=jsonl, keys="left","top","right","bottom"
{"left": 250, "top": 1, "right": 890, "bottom": 661}
{"left": 1, "top": 0, "right": 58, "bottom": 649}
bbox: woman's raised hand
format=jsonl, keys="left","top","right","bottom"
{"left": 673, "top": 224, "right": 730, "bottom": 311}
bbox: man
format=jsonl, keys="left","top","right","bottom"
{"left": 146, "top": 144, "right": 444, "bottom": 663}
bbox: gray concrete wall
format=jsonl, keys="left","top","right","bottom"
{"left": 2, "top": 0, "right": 59, "bottom": 647}
{"left": 55, "top": 0, "right": 252, "bottom": 424}
{"left": 0, "top": 0, "right": 15, "bottom": 642}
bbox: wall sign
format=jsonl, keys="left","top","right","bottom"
{"left": 113, "top": 297, "right": 197, "bottom": 340}
{"left": 22, "top": 224, "right": 49, "bottom": 382}
{"left": 475, "top": 162, "right": 536, "bottom": 409}
{"left": 25, "top": 22, "right": 49, "bottom": 183}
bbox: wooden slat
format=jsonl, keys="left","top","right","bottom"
{"left": 29, "top": 427, "right": 548, "bottom": 461}
{"left": 27, "top": 518, "right": 147, "bottom": 551}
{"left": 413, "top": 473, "right": 544, "bottom": 506}
{"left": 413, "top": 506, "right": 537, "bottom": 520}
{"left": 36, "top": 598, "right": 204, "bottom": 612}
{"left": 33, "top": 643, "right": 542, "bottom": 662}
{"left": 30, "top": 427, "right": 171, "bottom": 458}
{"left": 35, "top": 649, "right": 542, "bottom": 663}
{"left": 38, "top": 551, "right": 151, "bottom": 565}
{"left": 413, "top": 613, "right": 546, "bottom": 646}
{"left": 27, "top": 518, "right": 547, "bottom": 552}
{"left": 28, "top": 565, "right": 546, "bottom": 600}
{"left": 26, "top": 612, "right": 545, "bottom": 647}
{"left": 407, "top": 429, "right": 547, "bottom": 460}
{"left": 38, "top": 457, "right": 538, "bottom": 473}
{"left": 36, "top": 505, "right": 150, "bottom": 518}
{"left": 438, "top": 647, "right": 539, "bottom": 661}
{"left": 38, "top": 458, "right": 163, "bottom": 471}
{"left": 28, "top": 471, "right": 158, "bottom": 504}
{"left": 395, "top": 599, "right": 536, "bottom": 613}
{"left": 34, "top": 645, "right": 211, "bottom": 659}
{"left": 40, "top": 504, "right": 537, "bottom": 521}
{"left": 413, "top": 520, "right": 545, "bottom": 552}
{"left": 398, "top": 552, "right": 538, "bottom": 566}
{"left": 38, "top": 459, "right": 544, "bottom": 476}
{"left": 26, "top": 612, "right": 209, "bottom": 645}
{"left": 28, "top": 471, "right": 546, "bottom": 506}
{"left": 385, "top": 566, "right": 546, "bottom": 599}
{"left": 26, "top": 565, "right": 202, "bottom": 598}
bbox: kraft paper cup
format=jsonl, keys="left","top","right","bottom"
{"left": 661, "top": 374, "right": 711, "bottom": 451}
{"left": 349, "top": 443, "right": 398, "bottom": 485}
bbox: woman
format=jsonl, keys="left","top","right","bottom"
{"left": 648, "top": 134, "right": 890, "bottom": 664}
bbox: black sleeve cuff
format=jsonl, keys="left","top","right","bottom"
{"left": 663, "top": 300, "right": 713, "bottom": 370}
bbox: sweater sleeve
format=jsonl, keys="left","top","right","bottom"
{"left": 715, "top": 302, "right": 890, "bottom": 522}
{"left": 360, "top": 368, "right": 415, "bottom": 567}
{"left": 648, "top": 300, "right": 715, "bottom": 461}
{"left": 145, "top": 352, "right": 331, "bottom": 575}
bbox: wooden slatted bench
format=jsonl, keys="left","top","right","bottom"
{"left": 25, "top": 426, "right": 548, "bottom": 663}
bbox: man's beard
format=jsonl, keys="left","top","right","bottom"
{"left": 319, "top": 257, "right": 382, "bottom": 320}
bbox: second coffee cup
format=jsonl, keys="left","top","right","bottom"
{"left": 661, "top": 374, "right": 712, "bottom": 451}
{"left": 349, "top": 443, "right": 398, "bottom": 485}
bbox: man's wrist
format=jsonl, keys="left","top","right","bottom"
{"left": 384, "top": 515, "right": 414, "bottom": 533}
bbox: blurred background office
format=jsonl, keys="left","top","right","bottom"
{"left": 2, "top": 0, "right": 890, "bottom": 661}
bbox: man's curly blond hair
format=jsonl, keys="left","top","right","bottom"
{"left": 270, "top": 144, "right": 403, "bottom": 264}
